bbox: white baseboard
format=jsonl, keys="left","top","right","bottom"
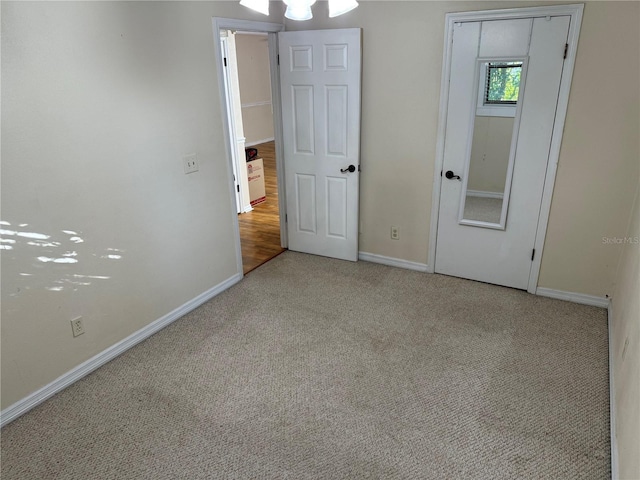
{"left": 535, "top": 287, "right": 610, "bottom": 308}
{"left": 358, "top": 252, "right": 429, "bottom": 273}
{"left": 466, "top": 190, "right": 504, "bottom": 199}
{"left": 245, "top": 137, "right": 275, "bottom": 147}
{"left": 608, "top": 301, "right": 619, "bottom": 480}
{"left": 0, "top": 273, "right": 242, "bottom": 427}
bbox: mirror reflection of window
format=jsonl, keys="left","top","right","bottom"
{"left": 461, "top": 59, "right": 525, "bottom": 227}
{"left": 484, "top": 62, "right": 522, "bottom": 105}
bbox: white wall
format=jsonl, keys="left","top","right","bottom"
{"left": 610, "top": 185, "right": 640, "bottom": 480}
{"left": 235, "top": 33, "right": 275, "bottom": 146}
{"left": 0, "top": 1, "right": 284, "bottom": 409}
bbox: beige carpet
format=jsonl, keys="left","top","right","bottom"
{"left": 463, "top": 196, "right": 503, "bottom": 224}
{"left": 0, "top": 252, "right": 610, "bottom": 479}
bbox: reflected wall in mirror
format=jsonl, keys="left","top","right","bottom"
{"left": 460, "top": 59, "right": 527, "bottom": 228}
{"left": 463, "top": 115, "right": 514, "bottom": 224}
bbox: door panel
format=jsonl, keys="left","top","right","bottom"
{"left": 479, "top": 18, "right": 532, "bottom": 57}
{"left": 279, "top": 29, "right": 361, "bottom": 261}
{"left": 327, "top": 176, "right": 347, "bottom": 238}
{"left": 326, "top": 86, "right": 348, "bottom": 156}
{"left": 292, "top": 86, "right": 314, "bottom": 154}
{"left": 435, "top": 17, "right": 570, "bottom": 289}
{"left": 296, "top": 173, "right": 317, "bottom": 234}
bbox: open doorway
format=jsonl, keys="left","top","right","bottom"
{"left": 238, "top": 140, "right": 284, "bottom": 274}
{"left": 219, "top": 27, "right": 286, "bottom": 274}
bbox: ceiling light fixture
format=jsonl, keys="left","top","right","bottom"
{"left": 240, "top": 0, "right": 359, "bottom": 20}
{"left": 283, "top": 0, "right": 315, "bottom": 21}
{"left": 239, "top": 0, "right": 270, "bottom": 16}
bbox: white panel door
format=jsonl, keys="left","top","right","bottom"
{"left": 279, "top": 29, "right": 361, "bottom": 261}
{"left": 435, "top": 17, "right": 570, "bottom": 289}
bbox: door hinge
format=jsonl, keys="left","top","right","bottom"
{"left": 224, "top": 57, "right": 227, "bottom": 67}
{"left": 237, "top": 184, "right": 240, "bottom": 193}
{"left": 531, "top": 248, "right": 536, "bottom": 261}
{"left": 285, "top": 214, "right": 288, "bottom": 222}
{"left": 277, "top": 54, "right": 280, "bottom": 66}
{"left": 563, "top": 44, "right": 568, "bottom": 59}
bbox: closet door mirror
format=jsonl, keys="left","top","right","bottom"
{"left": 459, "top": 58, "right": 528, "bottom": 229}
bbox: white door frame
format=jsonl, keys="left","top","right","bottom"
{"left": 428, "top": 4, "right": 584, "bottom": 293}
{"left": 212, "top": 18, "right": 287, "bottom": 276}
{"left": 219, "top": 32, "right": 249, "bottom": 214}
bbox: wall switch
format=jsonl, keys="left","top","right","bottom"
{"left": 71, "top": 317, "right": 85, "bottom": 337}
{"left": 183, "top": 154, "right": 199, "bottom": 174}
{"left": 391, "top": 226, "right": 399, "bottom": 240}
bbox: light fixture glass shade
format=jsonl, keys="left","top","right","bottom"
{"left": 283, "top": 0, "right": 316, "bottom": 20}
{"left": 239, "top": 0, "right": 270, "bottom": 16}
{"left": 284, "top": 4, "right": 313, "bottom": 20}
{"left": 328, "top": 0, "right": 358, "bottom": 18}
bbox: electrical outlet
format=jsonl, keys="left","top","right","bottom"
{"left": 391, "top": 226, "right": 399, "bottom": 240}
{"left": 183, "top": 153, "right": 199, "bottom": 174}
{"left": 70, "top": 317, "right": 85, "bottom": 337}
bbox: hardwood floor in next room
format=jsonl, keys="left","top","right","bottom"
{"left": 239, "top": 141, "right": 286, "bottom": 274}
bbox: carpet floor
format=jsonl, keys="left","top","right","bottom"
{"left": 0, "top": 252, "right": 610, "bottom": 479}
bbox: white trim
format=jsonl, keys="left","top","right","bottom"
{"left": 427, "top": 8, "right": 455, "bottom": 274}
{"left": 218, "top": 29, "right": 248, "bottom": 266}
{"left": 535, "top": 287, "right": 610, "bottom": 308}
{"left": 358, "top": 252, "right": 429, "bottom": 273}
{"left": 213, "top": 18, "right": 284, "bottom": 35}
{"left": 0, "top": 273, "right": 242, "bottom": 427}
{"left": 269, "top": 29, "right": 288, "bottom": 249}
{"left": 428, "top": 4, "right": 585, "bottom": 294}
{"left": 234, "top": 31, "right": 268, "bottom": 37}
{"left": 212, "top": 18, "right": 286, "bottom": 271}
{"left": 241, "top": 101, "right": 272, "bottom": 109}
{"left": 439, "top": 4, "right": 586, "bottom": 23}
{"left": 476, "top": 105, "right": 516, "bottom": 118}
{"left": 245, "top": 137, "right": 275, "bottom": 147}
{"left": 608, "top": 301, "right": 619, "bottom": 480}
{"left": 466, "top": 190, "right": 504, "bottom": 199}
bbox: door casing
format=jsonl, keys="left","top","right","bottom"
{"left": 428, "top": 4, "right": 584, "bottom": 293}
{"left": 212, "top": 18, "right": 286, "bottom": 276}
